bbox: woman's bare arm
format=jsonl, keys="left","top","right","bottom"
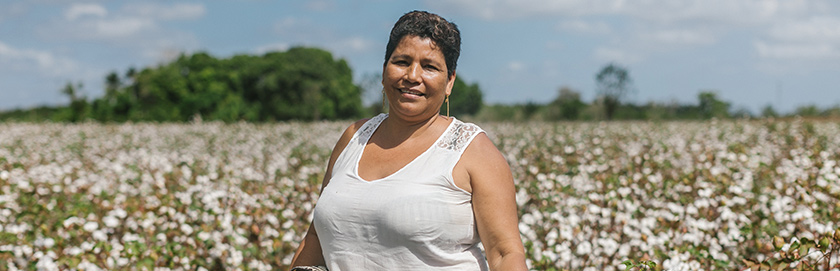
{"left": 289, "top": 119, "right": 368, "bottom": 269}
{"left": 463, "top": 133, "right": 528, "bottom": 271}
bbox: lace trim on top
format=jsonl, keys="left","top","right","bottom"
{"left": 437, "top": 121, "right": 481, "bottom": 152}
{"left": 356, "top": 114, "right": 480, "bottom": 152}
{"left": 356, "top": 114, "right": 387, "bottom": 144}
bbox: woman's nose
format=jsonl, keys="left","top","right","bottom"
{"left": 404, "top": 63, "right": 421, "bottom": 83}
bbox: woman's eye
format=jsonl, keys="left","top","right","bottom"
{"left": 392, "top": 60, "right": 408, "bottom": 66}
{"left": 424, "top": 65, "right": 439, "bottom": 71}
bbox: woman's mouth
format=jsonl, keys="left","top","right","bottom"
{"left": 399, "top": 89, "right": 424, "bottom": 96}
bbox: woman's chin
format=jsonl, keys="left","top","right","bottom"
{"left": 389, "top": 105, "right": 436, "bottom": 119}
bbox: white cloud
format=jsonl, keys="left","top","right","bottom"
{"left": 42, "top": 2, "right": 203, "bottom": 63}
{"left": 57, "top": 2, "right": 206, "bottom": 39}
{"left": 755, "top": 16, "right": 840, "bottom": 60}
{"left": 339, "top": 37, "right": 375, "bottom": 52}
{"left": 437, "top": 0, "right": 825, "bottom": 66}
{"left": 617, "top": 0, "right": 792, "bottom": 25}
{"left": 435, "top": 0, "right": 812, "bottom": 25}
{"left": 557, "top": 20, "right": 611, "bottom": 35}
{"left": 767, "top": 16, "right": 840, "bottom": 43}
{"left": 755, "top": 41, "right": 840, "bottom": 59}
{"left": 646, "top": 29, "right": 716, "bottom": 46}
{"left": 429, "top": 0, "right": 606, "bottom": 20}
{"left": 47, "top": 16, "right": 157, "bottom": 41}
{"left": 92, "top": 17, "right": 155, "bottom": 38}
{"left": 508, "top": 61, "right": 525, "bottom": 72}
{"left": 123, "top": 3, "right": 206, "bottom": 20}
{"left": 0, "top": 41, "right": 76, "bottom": 76}
{"left": 64, "top": 3, "right": 107, "bottom": 21}
{"left": 270, "top": 17, "right": 376, "bottom": 56}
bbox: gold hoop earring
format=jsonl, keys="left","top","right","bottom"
{"left": 445, "top": 94, "right": 450, "bottom": 117}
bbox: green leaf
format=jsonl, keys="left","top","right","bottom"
{"left": 819, "top": 236, "right": 831, "bottom": 253}
{"left": 789, "top": 241, "right": 800, "bottom": 251}
{"left": 772, "top": 261, "right": 789, "bottom": 271}
{"left": 760, "top": 261, "right": 771, "bottom": 270}
{"left": 623, "top": 260, "right": 633, "bottom": 270}
{"left": 139, "top": 258, "right": 154, "bottom": 270}
{"left": 68, "top": 257, "right": 80, "bottom": 268}
{"left": 799, "top": 243, "right": 812, "bottom": 258}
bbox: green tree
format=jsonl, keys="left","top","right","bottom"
{"left": 697, "top": 90, "right": 730, "bottom": 119}
{"left": 547, "top": 86, "right": 586, "bottom": 120}
{"left": 794, "top": 105, "right": 820, "bottom": 117}
{"left": 59, "top": 82, "right": 89, "bottom": 122}
{"left": 595, "top": 63, "right": 633, "bottom": 120}
{"left": 823, "top": 105, "right": 840, "bottom": 117}
{"left": 6, "top": 47, "right": 366, "bottom": 122}
{"left": 761, "top": 104, "right": 778, "bottom": 118}
{"left": 86, "top": 47, "right": 363, "bottom": 122}
{"left": 522, "top": 101, "right": 542, "bottom": 120}
{"left": 441, "top": 76, "right": 483, "bottom": 117}
{"left": 61, "top": 81, "right": 80, "bottom": 101}
{"left": 105, "top": 71, "right": 121, "bottom": 98}
{"left": 254, "top": 47, "right": 362, "bottom": 121}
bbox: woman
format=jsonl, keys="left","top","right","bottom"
{"left": 290, "top": 11, "right": 527, "bottom": 271}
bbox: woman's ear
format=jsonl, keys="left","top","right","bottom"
{"left": 381, "top": 67, "right": 387, "bottom": 86}
{"left": 445, "top": 71, "right": 456, "bottom": 96}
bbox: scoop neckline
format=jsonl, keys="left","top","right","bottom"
{"left": 354, "top": 115, "right": 457, "bottom": 183}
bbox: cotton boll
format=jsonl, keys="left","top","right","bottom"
{"left": 180, "top": 224, "right": 194, "bottom": 235}
{"left": 92, "top": 230, "right": 107, "bottom": 241}
{"left": 103, "top": 216, "right": 120, "bottom": 228}
{"left": 575, "top": 241, "right": 592, "bottom": 255}
{"left": 83, "top": 221, "right": 98, "bottom": 232}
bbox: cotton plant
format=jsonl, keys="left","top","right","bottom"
{"left": 1, "top": 119, "right": 839, "bottom": 270}
{"left": 0, "top": 122, "right": 341, "bottom": 270}
{"left": 489, "top": 119, "right": 840, "bottom": 270}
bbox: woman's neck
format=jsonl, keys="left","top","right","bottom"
{"left": 379, "top": 113, "right": 448, "bottom": 145}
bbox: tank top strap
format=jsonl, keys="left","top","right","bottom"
{"left": 435, "top": 118, "right": 484, "bottom": 155}
{"left": 331, "top": 113, "right": 387, "bottom": 177}
{"left": 354, "top": 113, "right": 388, "bottom": 146}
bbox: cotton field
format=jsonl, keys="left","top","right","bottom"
{"left": 1, "top": 119, "right": 838, "bottom": 270}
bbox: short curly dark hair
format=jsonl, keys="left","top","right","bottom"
{"left": 384, "top": 10, "right": 461, "bottom": 78}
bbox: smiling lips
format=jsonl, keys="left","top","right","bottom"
{"left": 399, "top": 88, "right": 424, "bottom": 96}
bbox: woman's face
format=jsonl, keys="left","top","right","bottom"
{"left": 382, "top": 35, "right": 455, "bottom": 121}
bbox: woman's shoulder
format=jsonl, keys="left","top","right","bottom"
{"left": 334, "top": 114, "right": 386, "bottom": 148}
{"left": 344, "top": 113, "right": 386, "bottom": 137}
{"left": 344, "top": 118, "right": 370, "bottom": 136}
{"left": 340, "top": 117, "right": 373, "bottom": 141}
{"left": 456, "top": 120, "right": 502, "bottom": 167}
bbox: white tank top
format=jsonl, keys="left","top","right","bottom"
{"left": 312, "top": 113, "right": 489, "bottom": 270}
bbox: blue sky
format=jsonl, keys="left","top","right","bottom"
{"left": 2, "top": 0, "right": 839, "bottom": 114}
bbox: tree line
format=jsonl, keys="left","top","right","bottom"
{"left": 1, "top": 53, "right": 837, "bottom": 122}
{"left": 473, "top": 63, "right": 840, "bottom": 122}
{"left": 0, "top": 47, "right": 484, "bottom": 123}
{"left": 51, "top": 47, "right": 364, "bottom": 122}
